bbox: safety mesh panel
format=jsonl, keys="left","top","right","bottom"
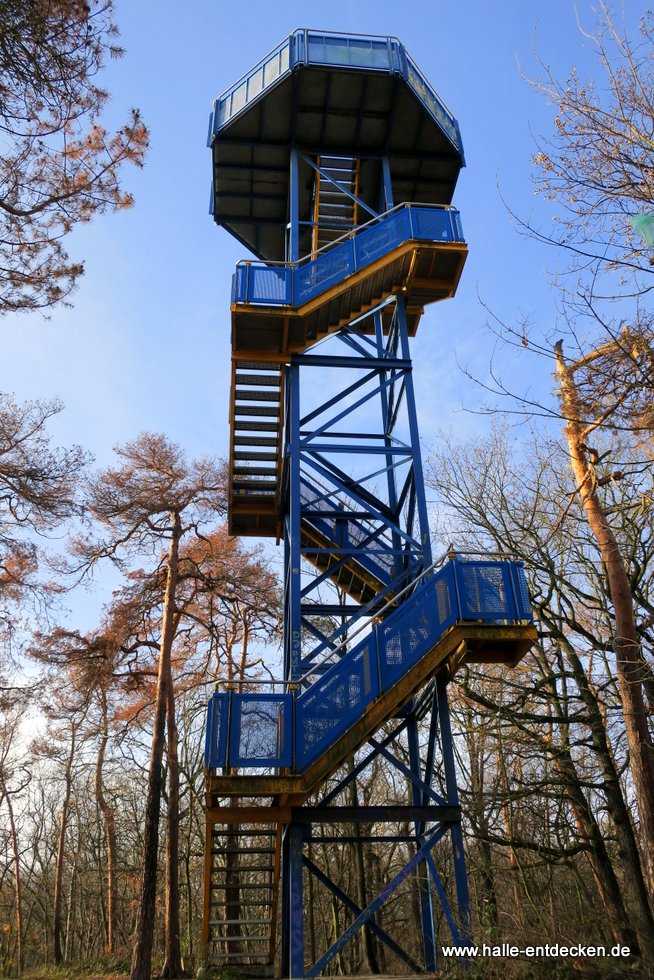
{"left": 354, "top": 210, "right": 407, "bottom": 265}
{"left": 344, "top": 520, "right": 394, "bottom": 576}
{"left": 232, "top": 266, "right": 247, "bottom": 302}
{"left": 514, "top": 565, "right": 532, "bottom": 620}
{"left": 204, "top": 693, "right": 228, "bottom": 769}
{"left": 410, "top": 208, "right": 454, "bottom": 242}
{"left": 232, "top": 696, "right": 291, "bottom": 766}
{"left": 248, "top": 266, "right": 290, "bottom": 304}
{"left": 378, "top": 582, "right": 440, "bottom": 687}
{"left": 458, "top": 563, "right": 509, "bottom": 619}
{"left": 436, "top": 574, "right": 452, "bottom": 623}
{"left": 300, "top": 479, "right": 394, "bottom": 580}
{"left": 295, "top": 241, "right": 354, "bottom": 303}
{"left": 297, "top": 640, "right": 379, "bottom": 769}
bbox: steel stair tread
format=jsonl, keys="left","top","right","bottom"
{"left": 234, "top": 389, "right": 280, "bottom": 401}
{"left": 235, "top": 374, "right": 282, "bottom": 386}
{"left": 234, "top": 406, "right": 279, "bottom": 417}
{"left": 232, "top": 466, "right": 278, "bottom": 476}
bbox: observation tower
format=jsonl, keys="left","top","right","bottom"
{"left": 203, "top": 30, "right": 536, "bottom": 978}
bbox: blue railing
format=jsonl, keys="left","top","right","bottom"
{"left": 208, "top": 30, "right": 463, "bottom": 157}
{"left": 205, "top": 558, "right": 532, "bottom": 773}
{"left": 231, "top": 204, "right": 465, "bottom": 309}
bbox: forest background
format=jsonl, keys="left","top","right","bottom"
{"left": 1, "top": 0, "right": 653, "bottom": 978}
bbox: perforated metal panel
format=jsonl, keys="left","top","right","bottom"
{"left": 300, "top": 478, "right": 394, "bottom": 582}
{"left": 204, "top": 693, "right": 229, "bottom": 769}
{"left": 229, "top": 695, "right": 292, "bottom": 767}
{"left": 410, "top": 207, "right": 457, "bottom": 242}
{"left": 513, "top": 564, "right": 533, "bottom": 620}
{"left": 457, "top": 562, "right": 512, "bottom": 620}
{"left": 297, "top": 639, "right": 379, "bottom": 769}
{"left": 295, "top": 241, "right": 354, "bottom": 303}
{"left": 379, "top": 579, "right": 449, "bottom": 687}
{"left": 354, "top": 210, "right": 406, "bottom": 264}
{"left": 248, "top": 266, "right": 291, "bottom": 304}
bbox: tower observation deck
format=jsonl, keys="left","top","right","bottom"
{"left": 203, "top": 30, "right": 536, "bottom": 977}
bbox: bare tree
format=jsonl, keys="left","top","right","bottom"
{"left": 0, "top": 394, "right": 87, "bottom": 677}
{"left": 70, "top": 433, "right": 227, "bottom": 980}
{"left": 427, "top": 426, "right": 654, "bottom": 966}
{"left": 527, "top": 4, "right": 654, "bottom": 293}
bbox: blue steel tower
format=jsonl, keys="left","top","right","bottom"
{"left": 204, "top": 31, "right": 536, "bottom": 978}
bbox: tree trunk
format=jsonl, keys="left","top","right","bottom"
{"left": 95, "top": 686, "right": 118, "bottom": 955}
{"left": 554, "top": 343, "right": 654, "bottom": 898}
{"left": 552, "top": 745, "right": 639, "bottom": 953}
{"left": 130, "top": 510, "right": 181, "bottom": 980}
{"left": 565, "top": 644, "right": 654, "bottom": 963}
{"left": 0, "top": 778, "right": 23, "bottom": 975}
{"left": 348, "top": 759, "right": 380, "bottom": 974}
{"left": 161, "top": 669, "right": 183, "bottom": 977}
{"left": 54, "top": 724, "right": 77, "bottom": 965}
{"left": 464, "top": 725, "right": 499, "bottom": 934}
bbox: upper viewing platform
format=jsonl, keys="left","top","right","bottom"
{"left": 208, "top": 29, "right": 466, "bottom": 261}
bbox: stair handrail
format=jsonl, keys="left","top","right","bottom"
{"left": 211, "top": 549, "right": 526, "bottom": 691}
{"left": 236, "top": 201, "right": 462, "bottom": 272}
{"left": 296, "top": 549, "right": 452, "bottom": 686}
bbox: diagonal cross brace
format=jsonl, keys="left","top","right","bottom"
{"left": 305, "top": 823, "right": 448, "bottom": 977}
{"left": 303, "top": 855, "right": 423, "bottom": 974}
{"left": 369, "top": 736, "right": 448, "bottom": 806}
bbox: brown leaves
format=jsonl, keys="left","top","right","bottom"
{"left": 0, "top": 0, "right": 149, "bottom": 313}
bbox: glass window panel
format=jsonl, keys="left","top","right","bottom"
{"left": 247, "top": 67, "right": 263, "bottom": 100}
{"left": 324, "top": 36, "right": 349, "bottom": 65}
{"left": 263, "top": 53, "right": 281, "bottom": 87}
{"left": 231, "top": 81, "right": 247, "bottom": 114}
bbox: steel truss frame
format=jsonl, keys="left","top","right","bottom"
{"left": 280, "top": 672, "right": 470, "bottom": 977}
{"left": 282, "top": 294, "right": 433, "bottom": 683}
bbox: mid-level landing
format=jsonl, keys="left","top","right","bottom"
{"left": 228, "top": 204, "right": 466, "bottom": 537}
{"left": 206, "top": 621, "right": 535, "bottom": 803}
{"left": 205, "top": 558, "right": 536, "bottom": 800}
{"left": 230, "top": 204, "right": 466, "bottom": 359}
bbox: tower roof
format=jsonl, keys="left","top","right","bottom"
{"left": 208, "top": 30, "right": 465, "bottom": 261}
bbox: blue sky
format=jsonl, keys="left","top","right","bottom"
{"left": 1, "top": 0, "right": 646, "bottom": 629}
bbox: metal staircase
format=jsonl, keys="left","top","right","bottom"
{"left": 299, "top": 476, "right": 395, "bottom": 605}
{"left": 204, "top": 819, "right": 281, "bottom": 972}
{"left": 229, "top": 361, "right": 284, "bottom": 536}
{"left": 206, "top": 554, "right": 535, "bottom": 795}
{"left": 311, "top": 155, "right": 360, "bottom": 255}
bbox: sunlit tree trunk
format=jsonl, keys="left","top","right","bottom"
{"left": 130, "top": 509, "right": 181, "bottom": 980}
{"left": 95, "top": 686, "right": 117, "bottom": 954}
{"left": 161, "top": 666, "right": 183, "bottom": 977}
{"left": 54, "top": 723, "right": 77, "bottom": 964}
{"left": 555, "top": 343, "right": 654, "bottom": 899}
{"left": 0, "top": 778, "right": 23, "bottom": 975}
